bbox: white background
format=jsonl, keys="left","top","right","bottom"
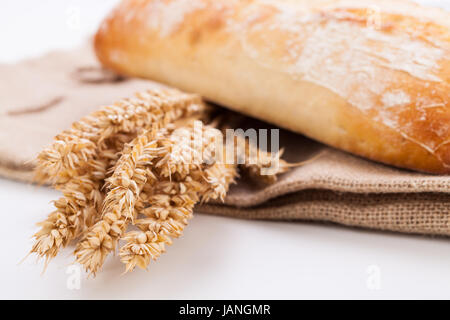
{"left": 1, "top": 0, "right": 450, "bottom": 299}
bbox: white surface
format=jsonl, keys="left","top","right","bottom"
{"left": 1, "top": 0, "right": 450, "bottom": 300}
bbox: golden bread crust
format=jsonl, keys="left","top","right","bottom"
{"left": 95, "top": 0, "right": 450, "bottom": 173}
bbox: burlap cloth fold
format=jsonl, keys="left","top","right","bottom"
{"left": 1, "top": 44, "right": 449, "bottom": 236}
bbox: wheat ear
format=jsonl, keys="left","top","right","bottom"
{"left": 35, "top": 89, "right": 204, "bottom": 184}
{"left": 30, "top": 164, "right": 106, "bottom": 264}
{"left": 31, "top": 90, "right": 206, "bottom": 268}
{"left": 29, "top": 87, "right": 294, "bottom": 276}
{"left": 119, "top": 124, "right": 238, "bottom": 272}
{"left": 73, "top": 128, "right": 168, "bottom": 275}
{"left": 29, "top": 135, "right": 135, "bottom": 264}
{"left": 74, "top": 123, "right": 203, "bottom": 274}
{"left": 235, "top": 136, "right": 289, "bottom": 184}
{"left": 119, "top": 180, "right": 198, "bottom": 272}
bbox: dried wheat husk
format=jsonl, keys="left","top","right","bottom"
{"left": 35, "top": 89, "right": 205, "bottom": 185}
{"left": 118, "top": 124, "right": 239, "bottom": 272}
{"left": 29, "top": 89, "right": 293, "bottom": 276}
{"left": 31, "top": 89, "right": 206, "bottom": 267}
{"left": 74, "top": 127, "right": 168, "bottom": 275}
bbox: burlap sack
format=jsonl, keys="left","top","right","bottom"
{"left": 1, "top": 44, "right": 449, "bottom": 236}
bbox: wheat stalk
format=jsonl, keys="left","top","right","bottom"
{"left": 74, "top": 128, "right": 167, "bottom": 275}
{"left": 119, "top": 162, "right": 239, "bottom": 272}
{"left": 29, "top": 134, "right": 137, "bottom": 264}
{"left": 74, "top": 123, "right": 207, "bottom": 274}
{"left": 31, "top": 90, "right": 206, "bottom": 268}
{"left": 234, "top": 136, "right": 289, "bottom": 184}
{"left": 30, "top": 164, "right": 106, "bottom": 265}
{"left": 29, "top": 88, "right": 293, "bottom": 277}
{"left": 35, "top": 89, "right": 205, "bottom": 184}
{"left": 119, "top": 124, "right": 238, "bottom": 272}
{"left": 119, "top": 182, "right": 197, "bottom": 273}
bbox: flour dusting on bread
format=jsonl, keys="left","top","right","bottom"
{"left": 382, "top": 91, "right": 411, "bottom": 108}
{"left": 144, "top": 0, "right": 206, "bottom": 37}
{"left": 231, "top": 2, "right": 449, "bottom": 160}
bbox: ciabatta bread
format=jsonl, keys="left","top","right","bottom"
{"left": 94, "top": 0, "right": 450, "bottom": 174}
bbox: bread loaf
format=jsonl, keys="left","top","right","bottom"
{"left": 94, "top": 0, "right": 450, "bottom": 174}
